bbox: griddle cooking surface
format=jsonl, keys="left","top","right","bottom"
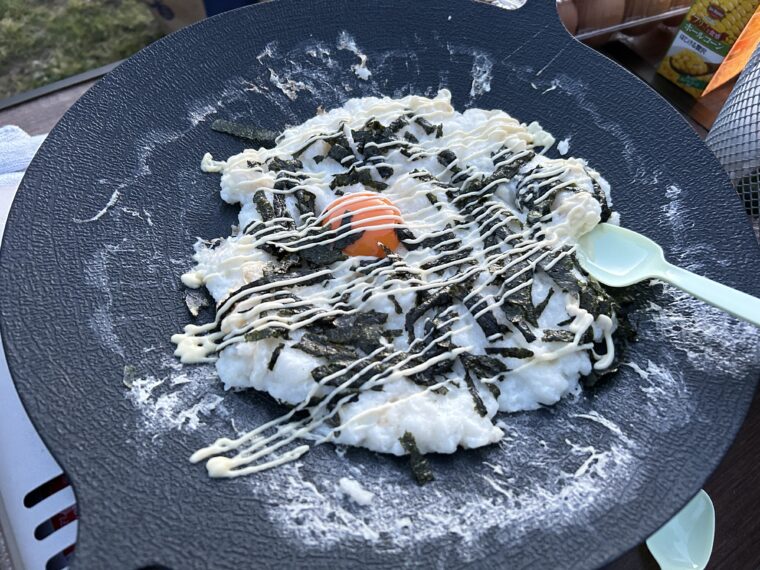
{"left": 1, "top": 1, "right": 759, "bottom": 568}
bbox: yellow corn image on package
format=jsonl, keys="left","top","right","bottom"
{"left": 658, "top": 0, "right": 760, "bottom": 97}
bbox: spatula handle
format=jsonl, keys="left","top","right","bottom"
{"left": 659, "top": 264, "right": 760, "bottom": 328}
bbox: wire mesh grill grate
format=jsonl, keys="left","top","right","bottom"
{"left": 706, "top": 46, "right": 760, "bottom": 237}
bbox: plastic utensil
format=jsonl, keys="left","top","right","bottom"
{"left": 646, "top": 490, "right": 715, "bottom": 570}
{"left": 575, "top": 223, "right": 760, "bottom": 327}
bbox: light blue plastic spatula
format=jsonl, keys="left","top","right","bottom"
{"left": 575, "top": 223, "right": 760, "bottom": 327}
{"left": 576, "top": 225, "right": 724, "bottom": 569}
{"left": 645, "top": 490, "right": 715, "bottom": 570}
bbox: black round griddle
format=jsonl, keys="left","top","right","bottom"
{"left": 2, "top": 1, "right": 760, "bottom": 568}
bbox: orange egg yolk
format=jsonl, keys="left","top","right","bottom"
{"left": 322, "top": 192, "right": 401, "bottom": 258}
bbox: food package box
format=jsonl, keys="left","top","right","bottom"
{"left": 658, "top": 0, "right": 760, "bottom": 97}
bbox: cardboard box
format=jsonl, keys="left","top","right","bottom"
{"left": 658, "top": 0, "right": 760, "bottom": 97}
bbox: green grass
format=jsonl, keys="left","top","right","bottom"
{"left": 0, "top": 0, "right": 163, "bottom": 99}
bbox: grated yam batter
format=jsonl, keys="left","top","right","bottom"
{"left": 172, "top": 90, "right": 622, "bottom": 478}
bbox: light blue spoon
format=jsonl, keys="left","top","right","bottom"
{"left": 575, "top": 225, "right": 729, "bottom": 568}
{"left": 645, "top": 490, "right": 715, "bottom": 570}
{"left": 575, "top": 223, "right": 760, "bottom": 327}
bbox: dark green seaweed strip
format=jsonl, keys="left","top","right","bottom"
{"left": 464, "top": 372, "right": 488, "bottom": 417}
{"left": 514, "top": 320, "right": 537, "bottom": 343}
{"left": 404, "top": 286, "right": 458, "bottom": 341}
{"left": 388, "top": 116, "right": 408, "bottom": 132}
{"left": 462, "top": 293, "right": 500, "bottom": 337}
{"left": 328, "top": 143, "right": 352, "bottom": 163}
{"left": 244, "top": 328, "right": 288, "bottom": 342}
{"left": 211, "top": 119, "right": 278, "bottom": 148}
{"left": 310, "top": 361, "right": 352, "bottom": 384}
{"left": 534, "top": 288, "right": 554, "bottom": 318}
{"left": 330, "top": 164, "right": 388, "bottom": 191}
{"left": 485, "top": 347, "right": 534, "bottom": 359}
{"left": 540, "top": 255, "right": 580, "bottom": 292}
{"left": 579, "top": 280, "right": 615, "bottom": 317}
{"left": 541, "top": 329, "right": 575, "bottom": 343}
{"left": 376, "top": 165, "right": 394, "bottom": 179}
{"left": 293, "top": 334, "right": 360, "bottom": 360}
{"left": 271, "top": 192, "right": 291, "bottom": 225}
{"left": 288, "top": 215, "right": 360, "bottom": 267}
{"left": 268, "top": 344, "right": 285, "bottom": 370}
{"left": 460, "top": 353, "right": 509, "bottom": 378}
{"left": 290, "top": 311, "right": 394, "bottom": 359}
{"left": 261, "top": 255, "right": 301, "bottom": 278}
{"left": 266, "top": 156, "right": 303, "bottom": 172}
{"left": 414, "top": 116, "right": 438, "bottom": 135}
{"left": 437, "top": 149, "right": 457, "bottom": 169}
{"left": 395, "top": 227, "right": 418, "bottom": 249}
{"left": 253, "top": 190, "right": 275, "bottom": 221}
{"left": 295, "top": 188, "right": 317, "bottom": 216}
{"left": 215, "top": 268, "right": 327, "bottom": 326}
{"left": 486, "top": 382, "right": 501, "bottom": 400}
{"left": 399, "top": 432, "right": 434, "bottom": 485}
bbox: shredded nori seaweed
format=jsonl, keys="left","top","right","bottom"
{"left": 266, "top": 156, "right": 303, "bottom": 172}
{"left": 485, "top": 346, "right": 534, "bottom": 359}
{"left": 485, "top": 382, "right": 501, "bottom": 400}
{"left": 244, "top": 328, "right": 289, "bottom": 342}
{"left": 416, "top": 228, "right": 458, "bottom": 251}
{"left": 289, "top": 215, "right": 364, "bottom": 266}
{"left": 253, "top": 190, "right": 275, "bottom": 221}
{"left": 405, "top": 285, "right": 461, "bottom": 341}
{"left": 437, "top": 149, "right": 458, "bottom": 170}
{"left": 271, "top": 192, "right": 292, "bottom": 225}
{"left": 395, "top": 226, "right": 418, "bottom": 248}
{"left": 399, "top": 432, "right": 434, "bottom": 485}
{"left": 330, "top": 164, "right": 389, "bottom": 191}
{"left": 534, "top": 288, "right": 554, "bottom": 318}
{"left": 388, "top": 117, "right": 408, "bottom": 132}
{"left": 539, "top": 255, "right": 581, "bottom": 292}
{"left": 215, "top": 268, "right": 327, "bottom": 326}
{"left": 293, "top": 334, "right": 360, "bottom": 360}
{"left": 294, "top": 188, "right": 317, "bottom": 216}
{"left": 541, "top": 329, "right": 576, "bottom": 343}
{"left": 328, "top": 143, "right": 353, "bottom": 163}
{"left": 460, "top": 353, "right": 508, "bottom": 378}
{"left": 462, "top": 294, "right": 501, "bottom": 337}
{"left": 294, "top": 311, "right": 398, "bottom": 367}
{"left": 268, "top": 344, "right": 285, "bottom": 370}
{"left": 579, "top": 279, "right": 615, "bottom": 317}
{"left": 514, "top": 320, "right": 537, "bottom": 343}
{"left": 414, "top": 116, "right": 439, "bottom": 135}
{"left": 211, "top": 119, "right": 278, "bottom": 148}
{"left": 463, "top": 372, "right": 489, "bottom": 416}
{"left": 579, "top": 280, "right": 643, "bottom": 388}
{"left": 376, "top": 165, "right": 394, "bottom": 179}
